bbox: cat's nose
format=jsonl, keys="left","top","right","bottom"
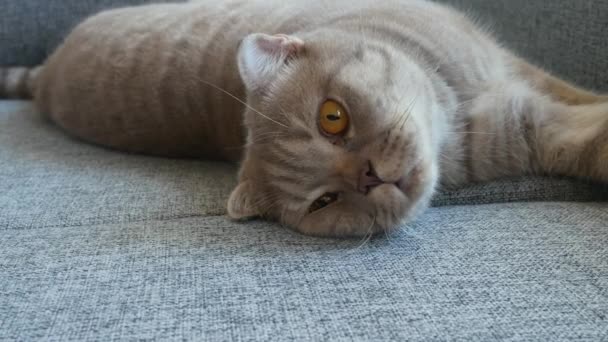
{"left": 358, "top": 161, "right": 385, "bottom": 194}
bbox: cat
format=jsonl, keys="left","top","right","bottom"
{"left": 1, "top": 0, "right": 607, "bottom": 237}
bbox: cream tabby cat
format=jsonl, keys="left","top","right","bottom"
{"left": 2, "top": 0, "right": 607, "bottom": 237}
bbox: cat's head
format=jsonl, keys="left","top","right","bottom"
{"left": 228, "top": 33, "right": 444, "bottom": 237}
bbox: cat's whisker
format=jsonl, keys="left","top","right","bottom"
{"left": 253, "top": 134, "right": 291, "bottom": 145}
{"left": 438, "top": 154, "right": 462, "bottom": 166}
{"left": 255, "top": 193, "right": 284, "bottom": 219}
{"left": 195, "top": 78, "right": 289, "bottom": 129}
{"left": 255, "top": 136, "right": 288, "bottom": 142}
{"left": 276, "top": 103, "right": 292, "bottom": 120}
{"left": 439, "top": 150, "right": 464, "bottom": 160}
{"left": 444, "top": 97, "right": 477, "bottom": 113}
{"left": 353, "top": 230, "right": 372, "bottom": 250}
{"left": 438, "top": 152, "right": 477, "bottom": 180}
{"left": 352, "top": 214, "right": 376, "bottom": 250}
{"left": 252, "top": 130, "right": 292, "bottom": 141}
{"left": 255, "top": 131, "right": 290, "bottom": 138}
{"left": 383, "top": 222, "right": 394, "bottom": 244}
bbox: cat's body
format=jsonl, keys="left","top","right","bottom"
{"left": 37, "top": 0, "right": 470, "bottom": 162}
{"left": 2, "top": 0, "right": 607, "bottom": 237}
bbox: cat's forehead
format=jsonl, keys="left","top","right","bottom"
{"left": 246, "top": 34, "right": 429, "bottom": 142}
{"left": 267, "top": 42, "right": 399, "bottom": 105}
{"left": 329, "top": 45, "right": 396, "bottom": 88}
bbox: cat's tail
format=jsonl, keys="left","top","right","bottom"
{"left": 0, "top": 66, "right": 43, "bottom": 100}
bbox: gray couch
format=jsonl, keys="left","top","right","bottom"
{"left": 1, "top": 1, "right": 607, "bottom": 341}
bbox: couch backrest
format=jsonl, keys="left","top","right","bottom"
{"left": 0, "top": 0, "right": 181, "bottom": 66}
{"left": 1, "top": 0, "right": 606, "bottom": 91}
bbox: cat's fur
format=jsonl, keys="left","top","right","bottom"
{"left": 2, "top": 0, "right": 607, "bottom": 237}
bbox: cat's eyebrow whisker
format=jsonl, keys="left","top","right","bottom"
{"left": 404, "top": 91, "right": 420, "bottom": 115}
{"left": 391, "top": 106, "right": 412, "bottom": 131}
{"left": 399, "top": 109, "right": 413, "bottom": 130}
{"left": 389, "top": 90, "right": 419, "bottom": 130}
{"left": 390, "top": 103, "right": 407, "bottom": 128}
{"left": 383, "top": 108, "right": 408, "bottom": 135}
{"left": 195, "top": 78, "right": 289, "bottom": 129}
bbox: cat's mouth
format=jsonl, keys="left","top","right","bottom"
{"left": 365, "top": 177, "right": 411, "bottom": 201}
{"left": 360, "top": 159, "right": 423, "bottom": 197}
{"left": 373, "top": 164, "right": 423, "bottom": 198}
{"left": 395, "top": 167, "right": 422, "bottom": 195}
{"left": 395, "top": 177, "right": 409, "bottom": 194}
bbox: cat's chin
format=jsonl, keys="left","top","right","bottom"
{"left": 367, "top": 182, "right": 431, "bottom": 234}
{"left": 368, "top": 160, "right": 438, "bottom": 235}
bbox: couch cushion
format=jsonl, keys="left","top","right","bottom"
{"left": 2, "top": 101, "right": 606, "bottom": 230}
{"left": 435, "top": 178, "right": 608, "bottom": 207}
{"left": 2, "top": 203, "right": 607, "bottom": 340}
{"left": 0, "top": 101, "right": 237, "bottom": 230}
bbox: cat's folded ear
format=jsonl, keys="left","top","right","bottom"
{"left": 227, "top": 180, "right": 259, "bottom": 220}
{"left": 237, "top": 33, "right": 305, "bottom": 92}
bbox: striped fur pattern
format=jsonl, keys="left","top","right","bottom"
{"left": 0, "top": 66, "right": 41, "bottom": 99}
{"left": 3, "top": 0, "right": 607, "bottom": 237}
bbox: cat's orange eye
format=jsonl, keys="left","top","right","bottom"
{"left": 319, "top": 100, "right": 349, "bottom": 135}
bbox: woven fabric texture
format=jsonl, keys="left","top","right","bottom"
{"left": 2, "top": 205, "right": 607, "bottom": 341}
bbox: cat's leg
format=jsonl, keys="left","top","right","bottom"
{"left": 533, "top": 100, "right": 608, "bottom": 182}
{"left": 512, "top": 56, "right": 608, "bottom": 105}
{"left": 460, "top": 80, "right": 608, "bottom": 184}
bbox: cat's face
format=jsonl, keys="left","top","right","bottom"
{"left": 228, "top": 33, "right": 444, "bottom": 237}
